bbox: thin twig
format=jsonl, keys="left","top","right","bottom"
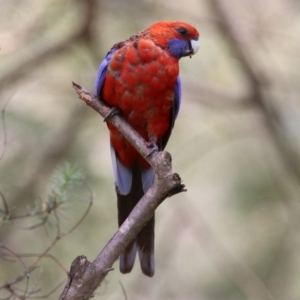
{"left": 0, "top": 96, "right": 11, "bottom": 162}
{"left": 0, "top": 191, "right": 9, "bottom": 215}
{"left": 29, "top": 280, "right": 66, "bottom": 299}
{"left": 0, "top": 245, "right": 28, "bottom": 272}
{"left": 0, "top": 181, "right": 92, "bottom": 292}
{"left": 119, "top": 281, "right": 128, "bottom": 300}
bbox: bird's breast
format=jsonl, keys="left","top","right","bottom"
{"left": 103, "top": 38, "right": 179, "bottom": 139}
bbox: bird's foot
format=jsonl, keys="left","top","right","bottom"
{"left": 103, "top": 107, "right": 121, "bottom": 122}
{"left": 145, "top": 140, "right": 159, "bottom": 157}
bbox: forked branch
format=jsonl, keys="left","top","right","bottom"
{"left": 58, "top": 83, "right": 186, "bottom": 300}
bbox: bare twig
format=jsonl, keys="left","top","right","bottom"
{"left": 0, "top": 245, "right": 28, "bottom": 273}
{"left": 17, "top": 253, "right": 68, "bottom": 274}
{"left": 29, "top": 280, "right": 66, "bottom": 299}
{"left": 0, "top": 97, "right": 11, "bottom": 162}
{"left": 119, "top": 281, "right": 128, "bottom": 300}
{"left": 0, "top": 191, "right": 9, "bottom": 215}
{"left": 0, "top": 180, "right": 92, "bottom": 296}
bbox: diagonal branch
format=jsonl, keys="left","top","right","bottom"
{"left": 58, "top": 83, "right": 185, "bottom": 300}
{"left": 208, "top": 0, "right": 300, "bottom": 183}
{"left": 71, "top": 82, "right": 156, "bottom": 167}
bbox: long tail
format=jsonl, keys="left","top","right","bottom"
{"left": 117, "top": 163, "right": 155, "bottom": 277}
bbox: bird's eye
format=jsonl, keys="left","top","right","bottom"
{"left": 177, "top": 27, "right": 188, "bottom": 36}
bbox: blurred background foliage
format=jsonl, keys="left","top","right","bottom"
{"left": 1, "top": 0, "right": 300, "bottom": 299}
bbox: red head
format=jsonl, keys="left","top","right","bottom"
{"left": 146, "top": 21, "right": 200, "bottom": 58}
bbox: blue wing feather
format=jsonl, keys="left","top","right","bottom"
{"left": 95, "top": 48, "right": 116, "bottom": 96}
{"left": 110, "top": 144, "right": 132, "bottom": 195}
{"left": 159, "top": 75, "right": 181, "bottom": 150}
{"left": 96, "top": 48, "right": 133, "bottom": 195}
{"left": 174, "top": 76, "right": 181, "bottom": 119}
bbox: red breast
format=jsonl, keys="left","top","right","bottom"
{"left": 102, "top": 38, "right": 179, "bottom": 168}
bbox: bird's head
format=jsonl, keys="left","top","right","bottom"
{"left": 148, "top": 21, "right": 200, "bottom": 59}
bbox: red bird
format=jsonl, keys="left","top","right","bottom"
{"left": 95, "top": 21, "right": 199, "bottom": 277}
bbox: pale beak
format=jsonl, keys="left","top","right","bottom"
{"left": 190, "top": 38, "right": 200, "bottom": 55}
{"left": 185, "top": 38, "right": 200, "bottom": 57}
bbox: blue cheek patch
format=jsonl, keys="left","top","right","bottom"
{"left": 168, "top": 38, "right": 189, "bottom": 58}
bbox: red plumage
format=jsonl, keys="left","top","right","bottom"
{"left": 103, "top": 22, "right": 198, "bottom": 168}
{"left": 97, "top": 21, "right": 199, "bottom": 276}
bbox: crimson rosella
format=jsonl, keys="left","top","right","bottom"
{"left": 95, "top": 21, "right": 199, "bottom": 277}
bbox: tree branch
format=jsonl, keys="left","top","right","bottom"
{"left": 208, "top": 0, "right": 300, "bottom": 184}
{"left": 58, "top": 83, "right": 185, "bottom": 300}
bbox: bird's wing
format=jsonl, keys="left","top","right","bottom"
{"left": 160, "top": 76, "right": 181, "bottom": 150}
{"left": 95, "top": 48, "right": 115, "bottom": 96}
{"left": 95, "top": 47, "right": 133, "bottom": 196}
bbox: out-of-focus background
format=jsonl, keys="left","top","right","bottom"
{"left": 1, "top": 0, "right": 300, "bottom": 299}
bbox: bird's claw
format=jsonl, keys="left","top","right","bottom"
{"left": 145, "top": 141, "right": 159, "bottom": 157}
{"left": 104, "top": 107, "right": 121, "bottom": 122}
